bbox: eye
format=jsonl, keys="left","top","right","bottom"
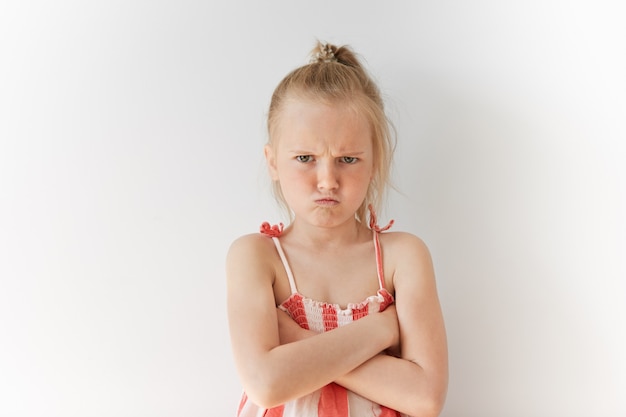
{"left": 295, "top": 155, "right": 313, "bottom": 163}
{"left": 341, "top": 156, "right": 358, "bottom": 164}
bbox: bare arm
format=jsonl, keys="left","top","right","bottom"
{"left": 276, "top": 233, "right": 448, "bottom": 417}
{"left": 341, "top": 233, "right": 448, "bottom": 416}
{"left": 226, "top": 234, "right": 399, "bottom": 409}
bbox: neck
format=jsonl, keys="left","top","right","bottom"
{"left": 286, "top": 217, "right": 369, "bottom": 249}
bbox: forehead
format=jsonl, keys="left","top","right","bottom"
{"left": 274, "top": 97, "right": 372, "bottom": 151}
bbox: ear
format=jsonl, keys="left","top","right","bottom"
{"left": 264, "top": 144, "right": 279, "bottom": 180}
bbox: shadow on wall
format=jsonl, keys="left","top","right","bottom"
{"left": 389, "top": 71, "right": 621, "bottom": 416}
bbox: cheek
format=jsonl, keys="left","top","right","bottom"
{"left": 344, "top": 168, "right": 373, "bottom": 195}
{"left": 359, "top": 164, "right": 374, "bottom": 184}
{"left": 277, "top": 165, "right": 309, "bottom": 190}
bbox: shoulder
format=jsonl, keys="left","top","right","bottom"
{"left": 226, "top": 233, "right": 283, "bottom": 303}
{"left": 379, "top": 231, "right": 432, "bottom": 261}
{"left": 227, "top": 233, "right": 277, "bottom": 263}
{"left": 226, "top": 233, "right": 279, "bottom": 278}
{"left": 379, "top": 231, "right": 435, "bottom": 287}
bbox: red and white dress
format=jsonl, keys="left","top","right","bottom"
{"left": 237, "top": 213, "right": 403, "bottom": 417}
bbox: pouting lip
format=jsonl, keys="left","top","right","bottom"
{"left": 314, "top": 198, "right": 339, "bottom": 205}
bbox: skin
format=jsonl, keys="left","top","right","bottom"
{"left": 226, "top": 97, "right": 448, "bottom": 416}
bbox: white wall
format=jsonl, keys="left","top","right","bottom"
{"left": 1, "top": 1, "right": 624, "bottom": 416}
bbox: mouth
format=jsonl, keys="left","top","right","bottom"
{"left": 315, "top": 198, "right": 339, "bottom": 207}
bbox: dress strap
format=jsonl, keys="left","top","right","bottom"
{"left": 368, "top": 205, "right": 394, "bottom": 291}
{"left": 260, "top": 222, "right": 298, "bottom": 294}
{"left": 372, "top": 231, "right": 386, "bottom": 290}
{"left": 270, "top": 237, "right": 298, "bottom": 295}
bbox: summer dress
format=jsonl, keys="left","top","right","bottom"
{"left": 236, "top": 212, "right": 403, "bottom": 417}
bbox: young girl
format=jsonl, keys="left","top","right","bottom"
{"left": 226, "top": 41, "right": 448, "bottom": 417}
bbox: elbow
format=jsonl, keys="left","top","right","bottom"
{"left": 245, "top": 390, "right": 282, "bottom": 410}
{"left": 415, "top": 397, "right": 446, "bottom": 417}
{"left": 237, "top": 350, "right": 301, "bottom": 408}
{"left": 406, "top": 387, "right": 447, "bottom": 417}
{"left": 243, "top": 373, "right": 289, "bottom": 409}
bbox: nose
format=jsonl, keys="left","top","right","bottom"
{"left": 317, "top": 161, "right": 338, "bottom": 191}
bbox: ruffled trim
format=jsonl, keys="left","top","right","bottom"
{"left": 279, "top": 288, "right": 394, "bottom": 318}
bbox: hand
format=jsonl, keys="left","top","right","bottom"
{"left": 276, "top": 308, "right": 313, "bottom": 344}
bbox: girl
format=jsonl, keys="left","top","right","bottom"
{"left": 226, "top": 41, "right": 448, "bottom": 417}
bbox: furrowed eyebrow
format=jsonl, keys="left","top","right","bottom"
{"left": 288, "top": 150, "right": 366, "bottom": 154}
{"left": 286, "top": 149, "right": 367, "bottom": 157}
{"left": 339, "top": 151, "right": 365, "bottom": 155}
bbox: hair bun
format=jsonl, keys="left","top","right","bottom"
{"left": 310, "top": 42, "right": 338, "bottom": 63}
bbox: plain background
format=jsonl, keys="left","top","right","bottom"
{"left": 1, "top": 1, "right": 624, "bottom": 416}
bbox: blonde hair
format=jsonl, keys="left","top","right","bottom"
{"left": 267, "top": 41, "right": 396, "bottom": 223}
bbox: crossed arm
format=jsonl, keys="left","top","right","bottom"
{"left": 227, "top": 233, "right": 448, "bottom": 416}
